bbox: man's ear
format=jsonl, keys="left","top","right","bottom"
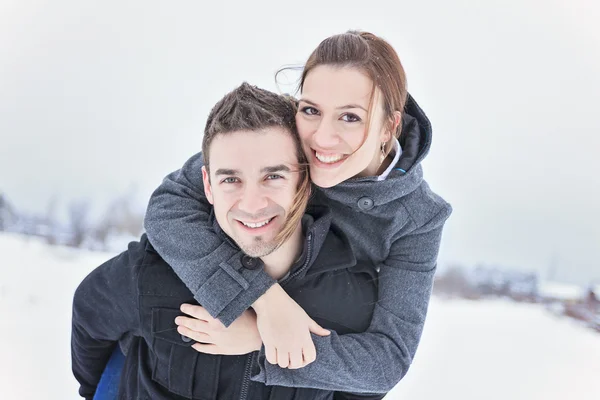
{"left": 201, "top": 166, "right": 214, "bottom": 205}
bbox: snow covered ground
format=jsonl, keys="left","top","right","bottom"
{"left": 388, "top": 300, "right": 600, "bottom": 399}
{"left": 1, "top": 233, "right": 599, "bottom": 400}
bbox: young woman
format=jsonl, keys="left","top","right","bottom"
{"left": 144, "top": 30, "right": 452, "bottom": 393}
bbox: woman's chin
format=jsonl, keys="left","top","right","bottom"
{"left": 310, "top": 170, "right": 344, "bottom": 188}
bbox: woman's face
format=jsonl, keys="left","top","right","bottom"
{"left": 296, "top": 65, "right": 389, "bottom": 188}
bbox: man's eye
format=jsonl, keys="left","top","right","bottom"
{"left": 222, "top": 177, "right": 239, "bottom": 184}
{"left": 341, "top": 113, "right": 361, "bottom": 123}
{"left": 301, "top": 106, "right": 319, "bottom": 116}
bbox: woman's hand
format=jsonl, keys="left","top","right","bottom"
{"left": 175, "top": 304, "right": 262, "bottom": 355}
{"left": 252, "top": 284, "right": 330, "bottom": 369}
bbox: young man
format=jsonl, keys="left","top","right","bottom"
{"left": 71, "top": 83, "right": 380, "bottom": 399}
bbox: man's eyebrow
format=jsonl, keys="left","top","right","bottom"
{"left": 299, "top": 98, "right": 368, "bottom": 112}
{"left": 214, "top": 166, "right": 291, "bottom": 175}
{"left": 261, "top": 165, "right": 291, "bottom": 174}
{"left": 214, "top": 168, "right": 240, "bottom": 176}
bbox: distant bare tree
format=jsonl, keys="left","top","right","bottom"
{"left": 91, "top": 218, "right": 112, "bottom": 251}
{"left": 0, "top": 193, "right": 6, "bottom": 232}
{"left": 68, "top": 200, "right": 90, "bottom": 247}
{"left": 44, "top": 196, "right": 59, "bottom": 245}
{"left": 0, "top": 192, "right": 19, "bottom": 232}
{"left": 435, "top": 265, "right": 479, "bottom": 298}
{"left": 90, "top": 188, "right": 144, "bottom": 249}
{"left": 105, "top": 188, "right": 144, "bottom": 237}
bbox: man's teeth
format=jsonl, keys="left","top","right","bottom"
{"left": 241, "top": 218, "right": 272, "bottom": 228}
{"left": 315, "top": 152, "right": 344, "bottom": 164}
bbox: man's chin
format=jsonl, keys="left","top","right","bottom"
{"left": 238, "top": 241, "right": 278, "bottom": 259}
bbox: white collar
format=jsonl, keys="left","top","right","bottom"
{"left": 377, "top": 138, "right": 402, "bottom": 181}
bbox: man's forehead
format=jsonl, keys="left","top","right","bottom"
{"left": 208, "top": 129, "right": 299, "bottom": 174}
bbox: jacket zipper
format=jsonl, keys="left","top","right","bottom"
{"left": 280, "top": 233, "right": 313, "bottom": 287}
{"left": 237, "top": 230, "right": 315, "bottom": 399}
{"left": 238, "top": 234, "right": 312, "bottom": 399}
{"left": 239, "top": 352, "right": 254, "bottom": 400}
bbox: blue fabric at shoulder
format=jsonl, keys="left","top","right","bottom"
{"left": 93, "top": 347, "right": 125, "bottom": 400}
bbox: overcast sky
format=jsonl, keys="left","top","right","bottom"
{"left": 1, "top": 0, "right": 599, "bottom": 284}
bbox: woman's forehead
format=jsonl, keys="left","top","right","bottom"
{"left": 301, "top": 66, "right": 387, "bottom": 120}
{"left": 301, "top": 65, "right": 374, "bottom": 107}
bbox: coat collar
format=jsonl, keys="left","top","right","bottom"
{"left": 291, "top": 205, "right": 356, "bottom": 280}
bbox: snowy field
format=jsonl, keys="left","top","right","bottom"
{"left": 1, "top": 233, "right": 599, "bottom": 400}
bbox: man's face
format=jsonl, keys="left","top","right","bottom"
{"left": 202, "top": 127, "right": 300, "bottom": 258}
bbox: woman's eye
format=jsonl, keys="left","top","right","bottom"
{"left": 222, "top": 177, "right": 239, "bottom": 184}
{"left": 266, "top": 174, "right": 283, "bottom": 180}
{"left": 341, "top": 113, "right": 361, "bottom": 123}
{"left": 301, "top": 106, "right": 319, "bottom": 116}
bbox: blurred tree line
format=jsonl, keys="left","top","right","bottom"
{"left": 0, "top": 190, "right": 144, "bottom": 251}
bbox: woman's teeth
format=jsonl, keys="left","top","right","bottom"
{"left": 315, "top": 152, "right": 344, "bottom": 164}
{"left": 240, "top": 218, "right": 272, "bottom": 228}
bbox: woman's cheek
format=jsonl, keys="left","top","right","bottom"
{"left": 336, "top": 125, "right": 365, "bottom": 151}
{"left": 296, "top": 123, "right": 307, "bottom": 143}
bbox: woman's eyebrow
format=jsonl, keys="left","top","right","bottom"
{"left": 338, "top": 104, "right": 367, "bottom": 112}
{"left": 298, "top": 98, "right": 319, "bottom": 107}
{"left": 299, "top": 98, "right": 367, "bottom": 112}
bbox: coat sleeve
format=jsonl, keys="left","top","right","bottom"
{"left": 71, "top": 244, "right": 142, "bottom": 400}
{"left": 250, "top": 207, "right": 451, "bottom": 394}
{"left": 144, "top": 152, "right": 276, "bottom": 326}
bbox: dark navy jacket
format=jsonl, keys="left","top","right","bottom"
{"left": 71, "top": 207, "right": 381, "bottom": 399}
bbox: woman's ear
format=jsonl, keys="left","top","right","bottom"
{"left": 384, "top": 111, "right": 402, "bottom": 142}
{"left": 392, "top": 111, "right": 402, "bottom": 132}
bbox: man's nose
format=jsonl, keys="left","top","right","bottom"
{"left": 237, "top": 184, "right": 269, "bottom": 215}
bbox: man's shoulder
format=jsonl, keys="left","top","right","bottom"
{"left": 134, "top": 235, "right": 194, "bottom": 298}
{"left": 87, "top": 235, "right": 169, "bottom": 282}
{"left": 108, "top": 234, "right": 156, "bottom": 272}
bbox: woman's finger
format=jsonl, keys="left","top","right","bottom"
{"left": 265, "top": 345, "right": 277, "bottom": 365}
{"left": 175, "top": 316, "right": 211, "bottom": 333}
{"left": 180, "top": 304, "right": 213, "bottom": 321}
{"left": 177, "top": 325, "right": 213, "bottom": 344}
{"left": 277, "top": 350, "right": 290, "bottom": 368}
{"left": 288, "top": 349, "right": 303, "bottom": 369}
{"left": 191, "top": 343, "right": 222, "bottom": 355}
{"left": 302, "top": 343, "right": 317, "bottom": 365}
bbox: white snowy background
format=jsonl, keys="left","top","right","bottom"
{"left": 2, "top": 0, "right": 600, "bottom": 399}
{"left": 1, "top": 233, "right": 599, "bottom": 399}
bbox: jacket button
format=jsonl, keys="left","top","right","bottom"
{"left": 181, "top": 334, "right": 192, "bottom": 343}
{"left": 358, "top": 197, "right": 374, "bottom": 211}
{"left": 241, "top": 255, "right": 259, "bottom": 270}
